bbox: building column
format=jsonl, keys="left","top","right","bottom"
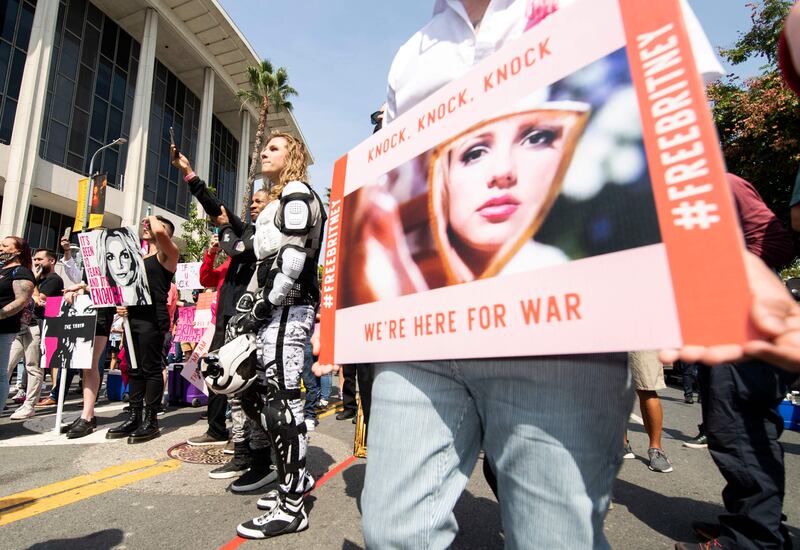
{"left": 0, "top": 0, "right": 60, "bottom": 237}
{"left": 235, "top": 111, "right": 252, "bottom": 217}
{"left": 121, "top": 8, "right": 158, "bottom": 228}
{"left": 195, "top": 67, "right": 215, "bottom": 183}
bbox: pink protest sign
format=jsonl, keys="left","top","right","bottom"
{"left": 42, "top": 295, "right": 97, "bottom": 370}
{"left": 181, "top": 325, "right": 214, "bottom": 395}
{"left": 175, "top": 307, "right": 205, "bottom": 343}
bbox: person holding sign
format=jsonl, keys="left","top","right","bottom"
{"left": 333, "top": 1, "right": 729, "bottom": 548}
{"left": 223, "top": 132, "right": 326, "bottom": 540}
{"left": 96, "top": 228, "right": 151, "bottom": 306}
{"left": 106, "top": 216, "right": 178, "bottom": 443}
{"left": 0, "top": 237, "right": 34, "bottom": 416}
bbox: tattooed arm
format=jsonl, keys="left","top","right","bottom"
{"left": 0, "top": 279, "right": 34, "bottom": 320}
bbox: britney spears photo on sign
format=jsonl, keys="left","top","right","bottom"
{"left": 321, "top": 0, "right": 751, "bottom": 365}
{"left": 79, "top": 227, "right": 152, "bottom": 307}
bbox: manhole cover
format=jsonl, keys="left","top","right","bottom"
{"left": 167, "top": 442, "right": 230, "bottom": 465}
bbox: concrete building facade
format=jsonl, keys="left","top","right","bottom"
{"left": 0, "top": 0, "right": 309, "bottom": 252}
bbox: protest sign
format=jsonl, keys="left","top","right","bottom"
{"left": 79, "top": 227, "right": 151, "bottom": 307}
{"left": 182, "top": 325, "right": 214, "bottom": 395}
{"left": 175, "top": 306, "right": 204, "bottom": 343}
{"left": 320, "top": 0, "right": 750, "bottom": 364}
{"left": 175, "top": 262, "right": 203, "bottom": 291}
{"left": 193, "top": 292, "right": 216, "bottom": 330}
{"left": 42, "top": 295, "right": 97, "bottom": 370}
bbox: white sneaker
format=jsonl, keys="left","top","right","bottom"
{"left": 10, "top": 404, "right": 35, "bottom": 420}
{"left": 237, "top": 497, "right": 308, "bottom": 539}
{"left": 318, "top": 399, "right": 328, "bottom": 408}
{"left": 304, "top": 418, "right": 317, "bottom": 432}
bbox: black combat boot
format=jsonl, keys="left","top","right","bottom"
{"left": 106, "top": 403, "right": 142, "bottom": 439}
{"left": 128, "top": 406, "right": 161, "bottom": 443}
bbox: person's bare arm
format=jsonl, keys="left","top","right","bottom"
{"left": 0, "top": 280, "right": 34, "bottom": 320}
{"left": 147, "top": 215, "right": 179, "bottom": 272}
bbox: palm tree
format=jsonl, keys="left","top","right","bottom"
{"left": 236, "top": 59, "right": 298, "bottom": 218}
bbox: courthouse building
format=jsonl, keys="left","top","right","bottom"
{"left": 0, "top": 0, "right": 309, "bottom": 250}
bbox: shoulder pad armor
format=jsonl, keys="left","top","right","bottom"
{"left": 279, "top": 181, "right": 313, "bottom": 235}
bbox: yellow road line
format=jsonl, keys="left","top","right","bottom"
{"left": 318, "top": 406, "right": 342, "bottom": 420}
{"left": 0, "top": 459, "right": 180, "bottom": 526}
{"left": 0, "top": 459, "right": 157, "bottom": 512}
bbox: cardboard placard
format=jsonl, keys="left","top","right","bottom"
{"left": 79, "top": 227, "right": 152, "bottom": 307}
{"left": 175, "top": 262, "right": 203, "bottom": 291}
{"left": 320, "top": 0, "right": 749, "bottom": 364}
{"left": 42, "top": 295, "right": 97, "bottom": 370}
{"left": 175, "top": 306, "right": 205, "bottom": 343}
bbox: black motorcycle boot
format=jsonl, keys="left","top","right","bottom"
{"left": 128, "top": 406, "right": 161, "bottom": 443}
{"left": 106, "top": 403, "right": 142, "bottom": 439}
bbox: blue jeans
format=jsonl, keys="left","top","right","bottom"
{"left": 320, "top": 373, "right": 332, "bottom": 401}
{"left": 0, "top": 332, "right": 18, "bottom": 415}
{"left": 302, "top": 340, "right": 320, "bottom": 420}
{"left": 361, "top": 354, "right": 633, "bottom": 549}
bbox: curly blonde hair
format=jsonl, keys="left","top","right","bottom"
{"left": 263, "top": 131, "right": 309, "bottom": 200}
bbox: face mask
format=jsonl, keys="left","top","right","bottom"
{"left": 0, "top": 252, "right": 18, "bottom": 263}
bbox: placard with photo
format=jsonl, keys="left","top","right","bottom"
{"left": 320, "top": 0, "right": 750, "bottom": 364}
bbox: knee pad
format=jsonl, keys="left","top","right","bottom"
{"left": 259, "top": 387, "right": 303, "bottom": 434}
{"left": 241, "top": 385, "right": 266, "bottom": 419}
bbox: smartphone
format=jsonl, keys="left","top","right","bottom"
{"left": 168, "top": 126, "right": 179, "bottom": 159}
{"left": 213, "top": 227, "right": 219, "bottom": 235}
{"left": 63, "top": 226, "right": 71, "bottom": 241}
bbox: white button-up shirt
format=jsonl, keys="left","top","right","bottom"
{"left": 385, "top": 0, "right": 724, "bottom": 123}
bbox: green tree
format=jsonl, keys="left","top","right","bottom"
{"left": 707, "top": 0, "right": 800, "bottom": 225}
{"left": 236, "top": 60, "right": 298, "bottom": 218}
{"left": 180, "top": 201, "right": 212, "bottom": 262}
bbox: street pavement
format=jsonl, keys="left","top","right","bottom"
{"left": 0, "top": 378, "right": 798, "bottom": 549}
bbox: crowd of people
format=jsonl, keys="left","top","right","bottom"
{"left": 2, "top": 0, "right": 800, "bottom": 548}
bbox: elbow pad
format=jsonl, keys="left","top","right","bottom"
{"left": 219, "top": 225, "right": 245, "bottom": 256}
{"left": 267, "top": 245, "right": 307, "bottom": 305}
{"left": 279, "top": 181, "right": 313, "bottom": 235}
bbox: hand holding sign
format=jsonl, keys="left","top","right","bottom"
{"left": 660, "top": 251, "right": 800, "bottom": 373}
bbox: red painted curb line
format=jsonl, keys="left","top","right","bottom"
{"left": 219, "top": 454, "right": 359, "bottom": 549}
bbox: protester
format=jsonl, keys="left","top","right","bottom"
{"left": 674, "top": 174, "right": 798, "bottom": 550}
{"left": 6, "top": 297, "right": 35, "bottom": 405}
{"left": 623, "top": 351, "right": 673, "bottom": 473}
{"left": 106, "top": 216, "right": 178, "bottom": 443}
{"left": 34, "top": 236, "right": 85, "bottom": 407}
{"left": 7, "top": 249, "right": 63, "bottom": 419}
{"left": 39, "top": 235, "right": 119, "bottom": 438}
{"left": 311, "top": 1, "right": 729, "bottom": 547}
{"left": 222, "top": 131, "right": 326, "bottom": 539}
{"left": 0, "top": 237, "right": 35, "bottom": 416}
{"left": 302, "top": 339, "right": 321, "bottom": 431}
{"left": 171, "top": 148, "right": 265, "bottom": 484}
{"left": 335, "top": 366, "right": 357, "bottom": 421}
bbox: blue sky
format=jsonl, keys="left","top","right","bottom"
{"left": 218, "top": 1, "right": 766, "bottom": 198}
